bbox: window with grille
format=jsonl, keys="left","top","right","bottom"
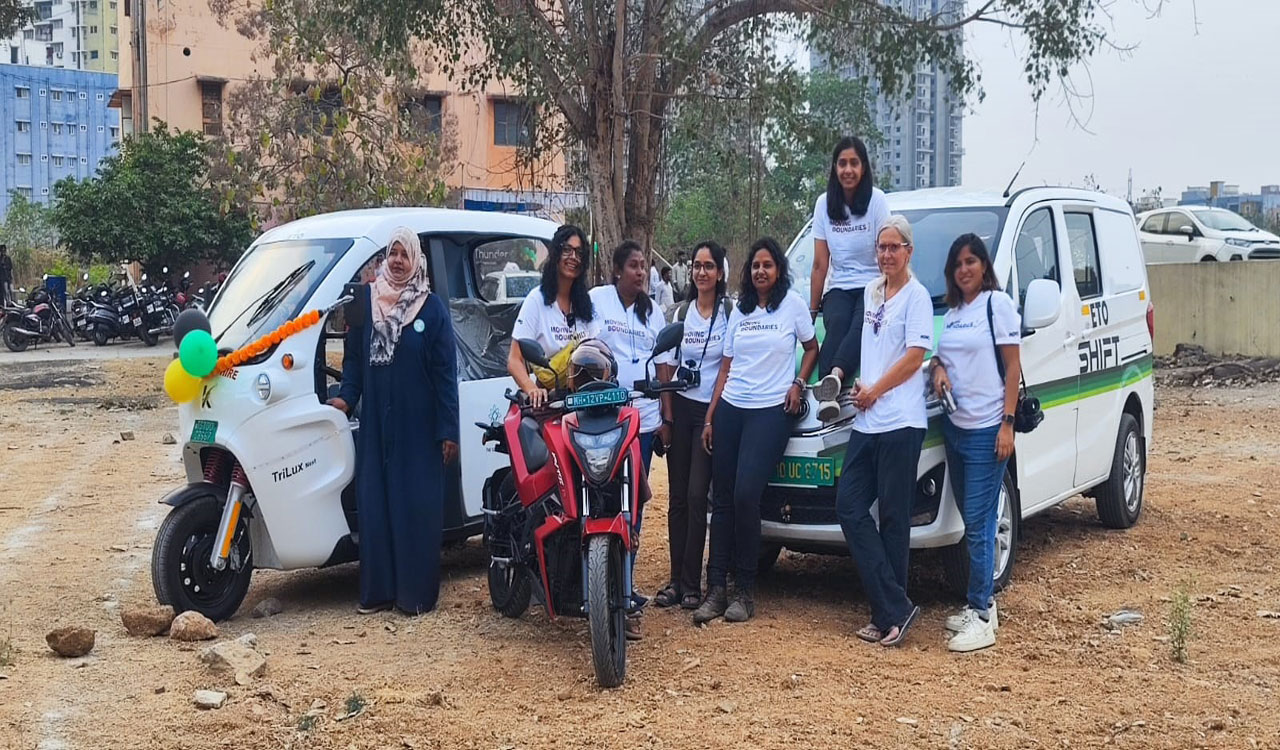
{"left": 492, "top": 100, "right": 532, "bottom": 147}
{"left": 200, "top": 81, "right": 224, "bottom": 136}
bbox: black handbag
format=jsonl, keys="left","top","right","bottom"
{"left": 987, "top": 295, "right": 1043, "bottom": 434}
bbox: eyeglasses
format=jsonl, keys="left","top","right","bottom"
{"left": 876, "top": 242, "right": 911, "bottom": 255}
{"left": 691, "top": 262, "right": 718, "bottom": 272}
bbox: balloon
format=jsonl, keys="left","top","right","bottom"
{"left": 172, "top": 308, "right": 211, "bottom": 349}
{"left": 164, "top": 359, "right": 202, "bottom": 403}
{"left": 179, "top": 330, "right": 219, "bottom": 378}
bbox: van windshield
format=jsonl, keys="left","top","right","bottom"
{"left": 208, "top": 238, "right": 353, "bottom": 350}
{"left": 786, "top": 206, "right": 1008, "bottom": 307}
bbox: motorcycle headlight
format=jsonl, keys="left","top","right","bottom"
{"left": 254, "top": 372, "right": 272, "bottom": 401}
{"left": 1224, "top": 237, "right": 1252, "bottom": 248}
{"left": 571, "top": 426, "right": 623, "bottom": 483}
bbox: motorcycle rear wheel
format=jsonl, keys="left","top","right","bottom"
{"left": 92, "top": 325, "right": 110, "bottom": 347}
{"left": 3, "top": 324, "right": 28, "bottom": 353}
{"left": 586, "top": 535, "right": 626, "bottom": 688}
{"left": 152, "top": 493, "right": 253, "bottom": 622}
{"left": 60, "top": 317, "right": 75, "bottom": 347}
{"left": 140, "top": 325, "right": 160, "bottom": 347}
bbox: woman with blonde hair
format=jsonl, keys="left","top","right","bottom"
{"left": 329, "top": 227, "right": 460, "bottom": 615}
{"left": 831, "top": 215, "right": 933, "bottom": 646}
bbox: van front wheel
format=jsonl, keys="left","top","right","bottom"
{"left": 1095, "top": 414, "right": 1144, "bottom": 529}
{"left": 942, "top": 468, "right": 1019, "bottom": 599}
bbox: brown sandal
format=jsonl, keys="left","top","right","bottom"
{"left": 654, "top": 582, "right": 680, "bottom": 608}
{"left": 680, "top": 592, "right": 701, "bottom": 610}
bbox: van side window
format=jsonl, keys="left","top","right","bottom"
{"left": 1065, "top": 213, "right": 1102, "bottom": 300}
{"left": 1096, "top": 209, "right": 1146, "bottom": 294}
{"left": 1014, "top": 207, "right": 1059, "bottom": 303}
{"left": 1140, "top": 213, "right": 1165, "bottom": 234}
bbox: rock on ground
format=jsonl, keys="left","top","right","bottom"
{"left": 200, "top": 634, "right": 267, "bottom": 685}
{"left": 193, "top": 690, "right": 228, "bottom": 710}
{"left": 121, "top": 604, "right": 176, "bottom": 637}
{"left": 46, "top": 627, "right": 96, "bottom": 658}
{"left": 251, "top": 598, "right": 283, "bottom": 619}
{"left": 170, "top": 611, "right": 219, "bottom": 641}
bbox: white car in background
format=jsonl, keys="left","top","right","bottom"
{"left": 1136, "top": 206, "right": 1280, "bottom": 263}
{"left": 480, "top": 270, "right": 541, "bottom": 303}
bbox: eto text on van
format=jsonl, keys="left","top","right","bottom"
{"left": 771, "top": 187, "right": 1155, "bottom": 594}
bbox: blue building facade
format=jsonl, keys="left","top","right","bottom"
{"left": 0, "top": 64, "right": 119, "bottom": 217}
{"left": 1180, "top": 182, "right": 1280, "bottom": 224}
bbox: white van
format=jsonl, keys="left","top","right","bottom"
{"left": 768, "top": 187, "right": 1155, "bottom": 594}
{"left": 1136, "top": 206, "right": 1280, "bottom": 263}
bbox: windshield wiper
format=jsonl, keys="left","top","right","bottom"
{"left": 211, "top": 261, "right": 315, "bottom": 344}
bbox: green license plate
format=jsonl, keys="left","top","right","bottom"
{"left": 771, "top": 456, "right": 835, "bottom": 487}
{"left": 190, "top": 419, "right": 218, "bottom": 444}
{"left": 564, "top": 388, "right": 628, "bottom": 410}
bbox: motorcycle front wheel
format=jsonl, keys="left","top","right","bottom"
{"left": 92, "top": 325, "right": 110, "bottom": 347}
{"left": 151, "top": 493, "right": 253, "bottom": 622}
{"left": 3, "top": 323, "right": 28, "bottom": 352}
{"left": 586, "top": 534, "right": 626, "bottom": 688}
{"left": 139, "top": 324, "right": 160, "bottom": 347}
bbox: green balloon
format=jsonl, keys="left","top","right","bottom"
{"left": 179, "top": 329, "right": 218, "bottom": 379}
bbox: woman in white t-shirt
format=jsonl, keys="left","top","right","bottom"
{"left": 930, "top": 233, "right": 1022, "bottom": 654}
{"left": 653, "top": 240, "right": 731, "bottom": 611}
{"left": 589, "top": 240, "right": 676, "bottom": 639}
{"left": 507, "top": 225, "right": 596, "bottom": 407}
{"left": 809, "top": 136, "right": 892, "bottom": 422}
{"left": 833, "top": 215, "right": 933, "bottom": 648}
{"left": 693, "top": 237, "right": 818, "bottom": 625}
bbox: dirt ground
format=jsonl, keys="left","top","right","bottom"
{"left": 1, "top": 356, "right": 1279, "bottom": 750}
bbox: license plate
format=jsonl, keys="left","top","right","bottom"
{"left": 147, "top": 304, "right": 156, "bottom": 313}
{"left": 133, "top": 316, "right": 142, "bottom": 326}
{"left": 771, "top": 456, "right": 835, "bottom": 487}
{"left": 564, "top": 388, "right": 628, "bottom": 410}
{"left": 190, "top": 419, "right": 218, "bottom": 444}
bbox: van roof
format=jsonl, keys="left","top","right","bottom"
{"left": 254, "top": 207, "right": 561, "bottom": 245}
{"left": 887, "top": 186, "right": 1134, "bottom": 214}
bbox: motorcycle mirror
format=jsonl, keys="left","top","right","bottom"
{"left": 517, "top": 338, "right": 550, "bottom": 368}
{"left": 653, "top": 321, "right": 684, "bottom": 356}
{"left": 162, "top": 266, "right": 169, "bottom": 273}
{"left": 42, "top": 274, "right": 48, "bottom": 281}
{"left": 82, "top": 273, "right": 89, "bottom": 280}
{"left": 141, "top": 273, "right": 148, "bottom": 281}
{"left": 183, "top": 271, "right": 190, "bottom": 279}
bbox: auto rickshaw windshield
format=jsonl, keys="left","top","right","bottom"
{"left": 208, "top": 238, "right": 353, "bottom": 349}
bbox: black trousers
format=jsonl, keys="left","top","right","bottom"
{"left": 819, "top": 287, "right": 866, "bottom": 379}
{"left": 835, "top": 426, "right": 924, "bottom": 631}
{"left": 708, "top": 401, "right": 791, "bottom": 590}
{"left": 666, "top": 394, "right": 712, "bottom": 596}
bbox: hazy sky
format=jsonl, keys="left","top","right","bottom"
{"left": 963, "top": 0, "right": 1280, "bottom": 199}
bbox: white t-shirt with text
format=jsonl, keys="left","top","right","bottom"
{"left": 936, "top": 290, "right": 1022, "bottom": 429}
{"left": 853, "top": 279, "right": 934, "bottom": 434}
{"left": 675, "top": 299, "right": 729, "bottom": 404}
{"left": 511, "top": 288, "right": 595, "bottom": 357}
{"left": 589, "top": 286, "right": 674, "bottom": 433}
{"left": 722, "top": 291, "right": 816, "bottom": 410}
{"left": 812, "top": 187, "right": 891, "bottom": 291}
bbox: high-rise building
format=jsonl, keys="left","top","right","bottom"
{"left": 812, "top": 0, "right": 964, "bottom": 191}
{"left": 3, "top": 0, "right": 121, "bottom": 73}
{"left": 0, "top": 64, "right": 120, "bottom": 216}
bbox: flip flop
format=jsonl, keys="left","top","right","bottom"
{"left": 680, "top": 592, "right": 702, "bottom": 610}
{"left": 879, "top": 606, "right": 921, "bottom": 647}
{"left": 854, "top": 623, "right": 883, "bottom": 643}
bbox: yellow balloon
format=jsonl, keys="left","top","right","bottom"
{"left": 164, "top": 359, "right": 203, "bottom": 403}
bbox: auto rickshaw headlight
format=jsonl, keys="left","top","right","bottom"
{"left": 255, "top": 372, "right": 272, "bottom": 401}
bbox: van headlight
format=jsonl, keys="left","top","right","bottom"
{"left": 570, "top": 426, "right": 623, "bottom": 483}
{"left": 255, "top": 373, "right": 272, "bottom": 401}
{"left": 1225, "top": 238, "right": 1252, "bottom": 248}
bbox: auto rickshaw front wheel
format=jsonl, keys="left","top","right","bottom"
{"left": 151, "top": 491, "right": 254, "bottom": 622}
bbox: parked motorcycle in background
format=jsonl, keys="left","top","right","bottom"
{"left": 2, "top": 282, "right": 76, "bottom": 352}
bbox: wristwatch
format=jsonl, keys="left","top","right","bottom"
{"left": 1003, "top": 414, "right": 1016, "bottom": 425}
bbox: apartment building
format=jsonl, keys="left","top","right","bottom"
{"left": 115, "top": 0, "right": 581, "bottom": 219}
{"left": 4, "top": 0, "right": 120, "bottom": 73}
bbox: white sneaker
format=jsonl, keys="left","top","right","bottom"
{"left": 948, "top": 613, "right": 996, "bottom": 652}
{"left": 817, "top": 400, "right": 842, "bottom": 422}
{"left": 945, "top": 600, "right": 998, "bottom": 632}
{"left": 812, "top": 374, "right": 842, "bottom": 402}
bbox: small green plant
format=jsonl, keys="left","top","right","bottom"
{"left": 1169, "top": 582, "right": 1193, "bottom": 664}
{"left": 297, "top": 714, "right": 318, "bottom": 732}
{"left": 344, "top": 692, "right": 367, "bottom": 716}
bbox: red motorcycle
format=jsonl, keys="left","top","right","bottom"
{"left": 479, "top": 325, "right": 687, "bottom": 687}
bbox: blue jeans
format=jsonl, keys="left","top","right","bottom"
{"left": 942, "top": 420, "right": 1010, "bottom": 616}
{"left": 836, "top": 426, "right": 924, "bottom": 631}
